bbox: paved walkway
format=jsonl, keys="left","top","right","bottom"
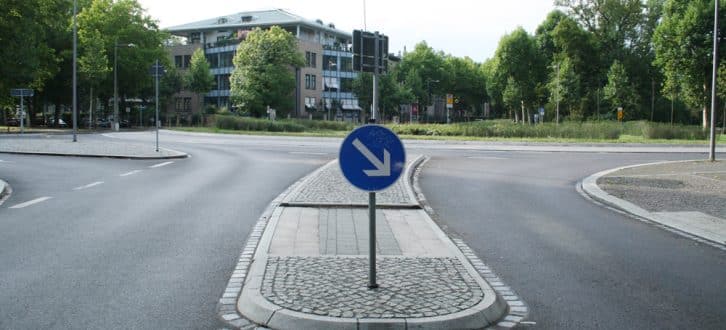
{"left": 582, "top": 160, "right": 726, "bottom": 247}
{"left": 0, "top": 134, "right": 186, "bottom": 159}
{"left": 225, "top": 157, "right": 513, "bottom": 329}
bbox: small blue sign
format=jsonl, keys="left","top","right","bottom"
{"left": 339, "top": 125, "right": 406, "bottom": 192}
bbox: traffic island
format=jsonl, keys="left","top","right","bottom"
{"left": 0, "top": 135, "right": 187, "bottom": 159}
{"left": 228, "top": 157, "right": 509, "bottom": 329}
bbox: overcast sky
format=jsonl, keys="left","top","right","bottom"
{"left": 138, "top": 0, "right": 559, "bottom": 63}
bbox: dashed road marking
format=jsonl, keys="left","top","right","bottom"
{"left": 290, "top": 152, "right": 328, "bottom": 156}
{"left": 9, "top": 197, "right": 53, "bottom": 209}
{"left": 466, "top": 156, "right": 508, "bottom": 160}
{"left": 149, "top": 161, "right": 173, "bottom": 168}
{"left": 73, "top": 181, "right": 104, "bottom": 191}
{"left": 120, "top": 170, "right": 142, "bottom": 177}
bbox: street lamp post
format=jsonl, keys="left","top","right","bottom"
{"left": 72, "top": 0, "right": 78, "bottom": 142}
{"left": 427, "top": 79, "right": 439, "bottom": 123}
{"left": 113, "top": 42, "right": 135, "bottom": 131}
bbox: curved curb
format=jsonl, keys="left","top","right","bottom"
{"left": 0, "top": 149, "right": 188, "bottom": 160}
{"left": 0, "top": 179, "right": 11, "bottom": 207}
{"left": 411, "top": 157, "right": 530, "bottom": 329}
{"left": 579, "top": 160, "right": 726, "bottom": 251}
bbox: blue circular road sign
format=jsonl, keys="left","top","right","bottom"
{"left": 339, "top": 125, "right": 406, "bottom": 192}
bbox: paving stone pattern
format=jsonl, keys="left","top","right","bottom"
{"left": 262, "top": 256, "right": 484, "bottom": 319}
{"left": 598, "top": 161, "right": 726, "bottom": 219}
{"left": 318, "top": 208, "right": 401, "bottom": 255}
{"left": 285, "top": 163, "right": 412, "bottom": 205}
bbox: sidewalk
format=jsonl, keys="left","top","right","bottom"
{"left": 222, "top": 157, "right": 516, "bottom": 329}
{"left": 0, "top": 134, "right": 186, "bottom": 159}
{"left": 582, "top": 160, "right": 726, "bottom": 248}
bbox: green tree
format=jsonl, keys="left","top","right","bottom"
{"left": 654, "top": 0, "right": 726, "bottom": 126}
{"left": 352, "top": 72, "right": 374, "bottom": 115}
{"left": 443, "top": 56, "right": 487, "bottom": 119}
{"left": 548, "top": 56, "right": 583, "bottom": 121}
{"left": 186, "top": 48, "right": 214, "bottom": 121}
{"left": 492, "top": 27, "right": 543, "bottom": 123}
{"left": 396, "top": 42, "right": 447, "bottom": 106}
{"left": 502, "top": 76, "right": 523, "bottom": 121}
{"left": 230, "top": 26, "right": 304, "bottom": 117}
{"left": 604, "top": 60, "right": 639, "bottom": 118}
{"left": 79, "top": 28, "right": 110, "bottom": 125}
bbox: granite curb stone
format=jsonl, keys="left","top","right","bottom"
{"left": 580, "top": 160, "right": 726, "bottom": 250}
{"left": 234, "top": 155, "right": 508, "bottom": 329}
{"left": 0, "top": 136, "right": 187, "bottom": 159}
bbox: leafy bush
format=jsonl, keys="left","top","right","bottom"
{"left": 215, "top": 115, "right": 305, "bottom": 132}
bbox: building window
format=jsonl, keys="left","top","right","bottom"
{"left": 175, "top": 97, "right": 183, "bottom": 111}
{"left": 206, "top": 54, "right": 219, "bottom": 68}
{"left": 305, "top": 74, "right": 317, "bottom": 90}
{"left": 340, "top": 77, "right": 353, "bottom": 92}
{"left": 183, "top": 98, "right": 192, "bottom": 111}
{"left": 190, "top": 32, "right": 201, "bottom": 44}
{"left": 218, "top": 74, "right": 231, "bottom": 90}
{"left": 219, "top": 52, "right": 234, "bottom": 68}
{"left": 324, "top": 77, "right": 339, "bottom": 91}
{"left": 176, "top": 55, "right": 191, "bottom": 69}
{"left": 323, "top": 55, "right": 337, "bottom": 70}
{"left": 305, "top": 97, "right": 317, "bottom": 111}
{"left": 340, "top": 57, "right": 353, "bottom": 72}
{"left": 306, "top": 51, "right": 317, "bottom": 68}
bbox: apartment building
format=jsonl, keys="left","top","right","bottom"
{"left": 166, "top": 9, "right": 362, "bottom": 122}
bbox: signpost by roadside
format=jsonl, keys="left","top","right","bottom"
{"left": 617, "top": 107, "right": 624, "bottom": 122}
{"left": 10, "top": 88, "right": 34, "bottom": 134}
{"left": 149, "top": 60, "right": 166, "bottom": 152}
{"left": 446, "top": 94, "right": 454, "bottom": 124}
{"left": 339, "top": 125, "right": 405, "bottom": 289}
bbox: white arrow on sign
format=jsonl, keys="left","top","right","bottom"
{"left": 352, "top": 138, "right": 391, "bottom": 177}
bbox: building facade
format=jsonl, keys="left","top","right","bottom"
{"left": 166, "top": 9, "right": 361, "bottom": 122}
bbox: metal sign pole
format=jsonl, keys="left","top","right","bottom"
{"left": 368, "top": 191, "right": 378, "bottom": 289}
{"left": 20, "top": 95, "right": 24, "bottom": 134}
{"left": 371, "top": 32, "right": 379, "bottom": 123}
{"left": 155, "top": 59, "right": 160, "bottom": 153}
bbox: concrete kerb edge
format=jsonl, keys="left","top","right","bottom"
{"left": 412, "top": 156, "right": 529, "bottom": 329}
{"left": 579, "top": 159, "right": 726, "bottom": 251}
{"left": 0, "top": 149, "right": 188, "bottom": 160}
{"left": 0, "top": 179, "right": 11, "bottom": 207}
{"left": 217, "top": 159, "right": 339, "bottom": 329}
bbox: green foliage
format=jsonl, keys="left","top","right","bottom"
{"left": 230, "top": 26, "right": 304, "bottom": 117}
{"left": 214, "top": 115, "right": 353, "bottom": 132}
{"left": 604, "top": 60, "right": 639, "bottom": 117}
{"left": 491, "top": 27, "right": 543, "bottom": 118}
{"left": 79, "top": 29, "right": 110, "bottom": 87}
{"left": 389, "top": 120, "right": 707, "bottom": 140}
{"left": 654, "top": 0, "right": 726, "bottom": 111}
{"left": 186, "top": 48, "right": 214, "bottom": 94}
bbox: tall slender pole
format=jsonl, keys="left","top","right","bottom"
{"left": 368, "top": 192, "right": 378, "bottom": 289}
{"left": 72, "top": 0, "right": 78, "bottom": 142}
{"left": 155, "top": 59, "right": 160, "bottom": 152}
{"left": 20, "top": 96, "right": 24, "bottom": 134}
{"left": 363, "top": 0, "right": 367, "bottom": 31}
{"left": 371, "top": 32, "right": 379, "bottom": 123}
{"left": 556, "top": 62, "right": 560, "bottom": 125}
{"left": 709, "top": 0, "right": 719, "bottom": 161}
{"left": 114, "top": 42, "right": 119, "bottom": 132}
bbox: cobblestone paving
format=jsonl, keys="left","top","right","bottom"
{"left": 285, "top": 163, "right": 413, "bottom": 205}
{"left": 599, "top": 161, "right": 726, "bottom": 219}
{"left": 262, "top": 256, "right": 484, "bottom": 318}
{"left": 0, "top": 136, "right": 184, "bottom": 158}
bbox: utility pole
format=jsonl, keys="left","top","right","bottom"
{"left": 555, "top": 62, "right": 560, "bottom": 125}
{"left": 72, "top": 0, "right": 78, "bottom": 142}
{"left": 371, "top": 31, "right": 379, "bottom": 123}
{"left": 709, "top": 0, "right": 719, "bottom": 161}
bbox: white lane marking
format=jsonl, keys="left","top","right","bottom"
{"left": 149, "top": 161, "right": 173, "bottom": 168}
{"left": 120, "top": 170, "right": 142, "bottom": 177}
{"left": 73, "top": 181, "right": 104, "bottom": 191}
{"left": 467, "top": 156, "right": 508, "bottom": 160}
{"left": 9, "top": 197, "right": 53, "bottom": 209}
{"left": 289, "top": 152, "right": 328, "bottom": 156}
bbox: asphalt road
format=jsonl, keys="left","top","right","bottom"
{"left": 1, "top": 130, "right": 724, "bottom": 329}
{"left": 420, "top": 151, "right": 726, "bottom": 329}
{"left": 0, "top": 135, "right": 328, "bottom": 329}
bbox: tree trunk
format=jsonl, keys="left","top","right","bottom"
{"left": 520, "top": 102, "right": 525, "bottom": 124}
{"left": 89, "top": 87, "right": 94, "bottom": 129}
{"left": 526, "top": 108, "right": 531, "bottom": 125}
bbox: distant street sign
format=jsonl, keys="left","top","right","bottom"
{"left": 539, "top": 107, "right": 545, "bottom": 116}
{"left": 353, "top": 30, "right": 388, "bottom": 73}
{"left": 339, "top": 125, "right": 405, "bottom": 192}
{"left": 617, "top": 107, "right": 624, "bottom": 121}
{"left": 149, "top": 63, "right": 166, "bottom": 77}
{"left": 10, "top": 88, "right": 33, "bottom": 97}
{"left": 446, "top": 94, "right": 454, "bottom": 109}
